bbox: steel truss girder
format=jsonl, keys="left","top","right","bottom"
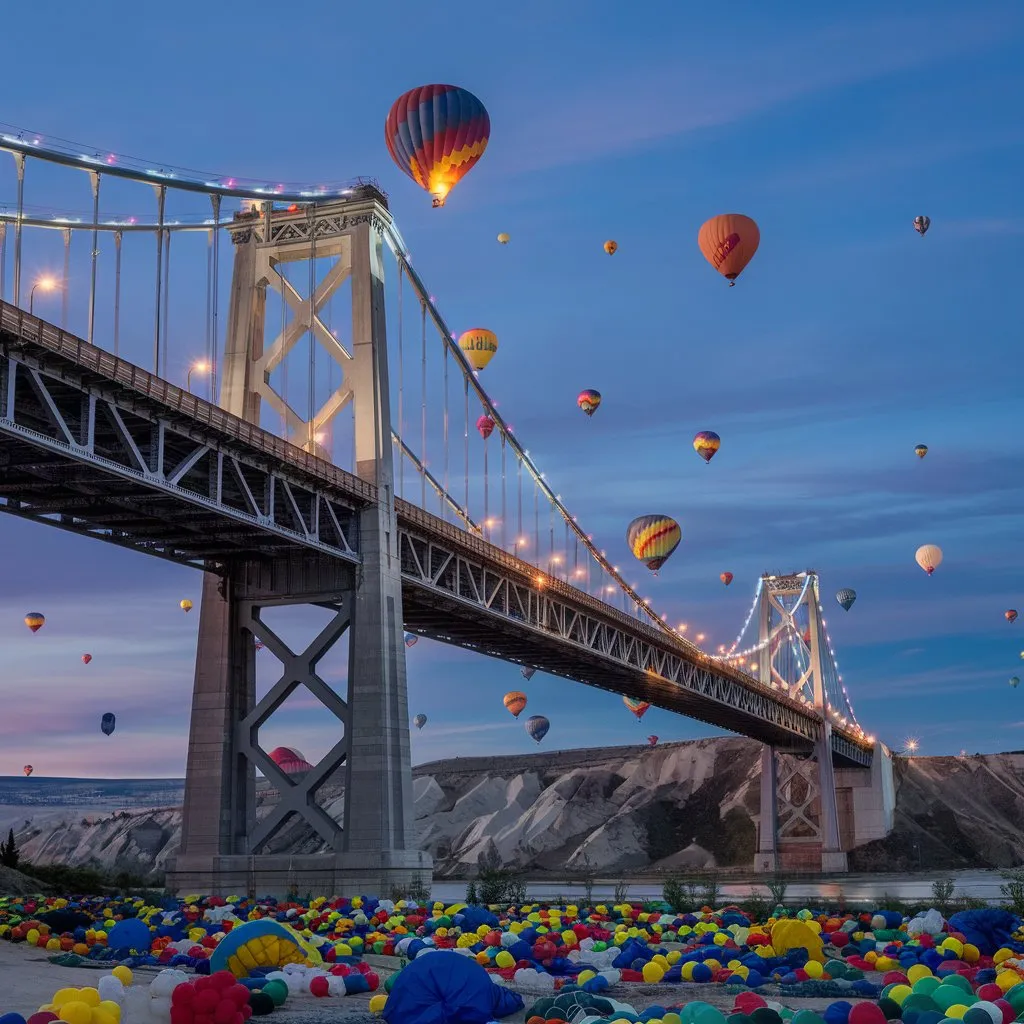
{"left": 0, "top": 331, "right": 362, "bottom": 568}
{"left": 396, "top": 517, "right": 821, "bottom": 747}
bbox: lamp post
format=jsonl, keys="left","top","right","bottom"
{"left": 186, "top": 360, "right": 210, "bottom": 394}
{"left": 29, "top": 275, "right": 59, "bottom": 315}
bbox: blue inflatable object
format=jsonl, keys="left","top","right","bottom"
{"left": 948, "top": 908, "right": 1023, "bottom": 956}
{"left": 106, "top": 918, "right": 151, "bottom": 953}
{"left": 383, "top": 950, "right": 524, "bottom": 1023}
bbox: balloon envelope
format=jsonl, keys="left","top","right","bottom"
{"left": 836, "top": 588, "right": 857, "bottom": 611}
{"left": 180, "top": 599, "right": 192, "bottom": 612}
{"left": 504, "top": 691, "right": 528, "bottom": 718}
{"left": 525, "top": 714, "right": 549, "bottom": 743}
{"left": 647, "top": 735, "right": 658, "bottom": 747}
{"left": 520, "top": 667, "right": 536, "bottom": 681}
{"left": 413, "top": 714, "right": 427, "bottom": 729}
{"left": 698, "top": 214, "right": 760, "bottom": 283}
{"left": 81, "top": 653, "right": 92, "bottom": 664}
{"left": 497, "top": 232, "right": 510, "bottom": 244}
{"left": 624, "top": 696, "right": 650, "bottom": 720}
{"left": 915, "top": 544, "right": 943, "bottom": 575}
{"left": 720, "top": 572, "right": 733, "bottom": 586}
{"left": 477, "top": 414, "right": 495, "bottom": 439}
{"left": 693, "top": 431, "right": 721, "bottom": 463}
{"left": 626, "top": 514, "right": 681, "bottom": 572}
{"left": 914, "top": 215, "right": 931, "bottom": 235}
{"left": 577, "top": 389, "right": 601, "bottom": 416}
{"left": 24, "top": 612, "right": 45, "bottom": 633}
{"left": 914, "top": 444, "right": 928, "bottom": 458}
{"left": 458, "top": 329, "right": 498, "bottom": 371}
{"left": 268, "top": 746, "right": 313, "bottom": 774}
{"left": 385, "top": 84, "right": 490, "bottom": 206}
{"left": 1006, "top": 610, "right": 1018, "bottom": 624}
{"left": 23, "top": 765, "right": 32, "bottom": 777}
{"left": 101, "top": 713, "right": 116, "bottom": 736}
{"left": 1010, "top": 677, "right": 1020, "bottom": 688}
{"left": 604, "top": 240, "right": 617, "bottom": 255}
{"left": 404, "top": 632, "right": 418, "bottom": 648}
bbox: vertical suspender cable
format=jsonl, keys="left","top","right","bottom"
{"left": 482, "top": 434, "right": 489, "bottom": 539}
{"left": 280, "top": 263, "right": 289, "bottom": 438}
{"left": 533, "top": 484, "right": 539, "bottom": 566}
{"left": 12, "top": 154, "right": 25, "bottom": 306}
{"left": 113, "top": 231, "right": 122, "bottom": 356}
{"left": 205, "top": 229, "right": 213, "bottom": 396}
{"left": 516, "top": 456, "right": 523, "bottom": 552}
{"left": 442, "top": 338, "right": 450, "bottom": 520}
{"left": 210, "top": 195, "right": 221, "bottom": 401}
{"left": 62, "top": 229, "right": 71, "bottom": 328}
{"left": 153, "top": 185, "right": 166, "bottom": 374}
{"left": 308, "top": 206, "right": 317, "bottom": 449}
{"left": 420, "top": 300, "right": 427, "bottom": 510}
{"left": 397, "top": 263, "right": 404, "bottom": 496}
{"left": 0, "top": 223, "right": 6, "bottom": 302}
{"left": 500, "top": 433, "right": 507, "bottom": 549}
{"left": 161, "top": 230, "right": 171, "bottom": 379}
{"left": 464, "top": 376, "right": 470, "bottom": 520}
{"left": 87, "top": 172, "right": 100, "bottom": 345}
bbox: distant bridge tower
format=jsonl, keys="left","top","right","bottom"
{"left": 754, "top": 572, "right": 866, "bottom": 874}
{"left": 167, "top": 193, "right": 432, "bottom": 896}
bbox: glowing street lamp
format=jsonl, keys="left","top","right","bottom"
{"left": 187, "top": 360, "right": 211, "bottom": 393}
{"left": 29, "top": 275, "right": 60, "bottom": 315}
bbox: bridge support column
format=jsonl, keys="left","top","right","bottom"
{"left": 815, "top": 724, "right": 848, "bottom": 873}
{"left": 168, "top": 194, "right": 432, "bottom": 897}
{"left": 754, "top": 744, "right": 779, "bottom": 872}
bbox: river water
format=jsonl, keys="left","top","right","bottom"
{"left": 428, "top": 870, "right": 1011, "bottom": 905}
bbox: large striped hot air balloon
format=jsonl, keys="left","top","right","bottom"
{"left": 385, "top": 85, "right": 490, "bottom": 207}
{"left": 627, "top": 515, "right": 681, "bottom": 573}
{"left": 504, "top": 691, "right": 528, "bottom": 718}
{"left": 693, "top": 431, "right": 721, "bottom": 464}
{"left": 698, "top": 214, "right": 760, "bottom": 285}
{"left": 268, "top": 746, "right": 313, "bottom": 775}
{"left": 24, "top": 612, "right": 45, "bottom": 633}
{"left": 577, "top": 389, "right": 602, "bottom": 417}
{"left": 624, "top": 696, "right": 650, "bottom": 721}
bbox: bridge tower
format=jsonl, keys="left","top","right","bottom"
{"left": 167, "top": 193, "right": 432, "bottom": 897}
{"left": 754, "top": 572, "right": 848, "bottom": 873}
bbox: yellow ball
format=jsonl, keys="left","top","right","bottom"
{"left": 804, "top": 960, "right": 824, "bottom": 979}
{"left": 889, "top": 984, "right": 913, "bottom": 1005}
{"left": 907, "top": 964, "right": 933, "bottom": 984}
{"left": 996, "top": 970, "right": 1021, "bottom": 992}
{"left": 76, "top": 989, "right": 101, "bottom": 1008}
{"left": 368, "top": 993, "right": 387, "bottom": 1013}
{"left": 642, "top": 961, "right": 665, "bottom": 983}
{"left": 945, "top": 1005, "right": 969, "bottom": 1020}
{"left": 92, "top": 1011, "right": 118, "bottom": 1024}
{"left": 52, "top": 990, "right": 83, "bottom": 1010}
{"left": 494, "top": 950, "right": 514, "bottom": 969}
{"left": 56, "top": 1001, "right": 93, "bottom": 1024}
{"left": 962, "top": 943, "right": 980, "bottom": 963}
{"left": 578, "top": 969, "right": 596, "bottom": 983}
{"left": 942, "top": 938, "right": 964, "bottom": 958}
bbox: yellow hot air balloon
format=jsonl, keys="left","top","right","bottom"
{"left": 24, "top": 612, "right": 45, "bottom": 633}
{"left": 915, "top": 544, "right": 943, "bottom": 576}
{"left": 503, "top": 691, "right": 527, "bottom": 718}
{"left": 458, "top": 328, "right": 498, "bottom": 371}
{"left": 497, "top": 232, "right": 510, "bottom": 244}
{"left": 626, "top": 515, "right": 682, "bottom": 573}
{"left": 180, "top": 599, "right": 193, "bottom": 613}
{"left": 604, "top": 240, "right": 618, "bottom": 255}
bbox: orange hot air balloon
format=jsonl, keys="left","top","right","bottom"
{"left": 180, "top": 599, "right": 193, "bottom": 613}
{"left": 24, "top": 613, "right": 45, "bottom": 633}
{"left": 82, "top": 653, "right": 92, "bottom": 665}
{"left": 1007, "top": 610, "right": 1019, "bottom": 624}
{"left": 503, "top": 691, "right": 527, "bottom": 718}
{"left": 458, "top": 329, "right": 498, "bottom": 371}
{"left": 720, "top": 572, "right": 733, "bottom": 586}
{"left": 698, "top": 214, "right": 760, "bottom": 285}
{"left": 604, "top": 240, "right": 617, "bottom": 255}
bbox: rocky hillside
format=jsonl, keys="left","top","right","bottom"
{"left": 6, "top": 739, "right": 1024, "bottom": 878}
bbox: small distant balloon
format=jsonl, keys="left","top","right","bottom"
{"left": 626, "top": 514, "right": 682, "bottom": 573}
{"left": 913, "top": 215, "right": 931, "bottom": 236}
{"left": 520, "top": 667, "right": 536, "bottom": 681}
{"left": 413, "top": 714, "right": 427, "bottom": 729}
{"left": 81, "top": 653, "right": 92, "bottom": 665}
{"left": 914, "top": 444, "right": 928, "bottom": 459}
{"left": 180, "top": 599, "right": 193, "bottom": 613}
{"left": 836, "top": 588, "right": 857, "bottom": 611}
{"left": 698, "top": 214, "right": 760, "bottom": 285}
{"left": 504, "top": 691, "right": 528, "bottom": 718}
{"left": 477, "top": 414, "right": 495, "bottom": 440}
{"left": 458, "top": 329, "right": 498, "bottom": 371}
{"left": 525, "top": 714, "right": 550, "bottom": 743}
{"left": 693, "top": 431, "right": 721, "bottom": 464}
{"left": 1010, "top": 676, "right": 1020, "bottom": 689}
{"left": 720, "top": 572, "right": 733, "bottom": 586}
{"left": 624, "top": 696, "right": 650, "bottom": 720}
{"left": 497, "top": 232, "right": 510, "bottom": 244}
{"left": 1006, "top": 610, "right": 1018, "bottom": 624}
{"left": 915, "top": 544, "right": 943, "bottom": 576}
{"left": 24, "top": 612, "right": 45, "bottom": 633}
{"left": 101, "top": 713, "right": 116, "bottom": 737}
{"left": 404, "top": 632, "right": 419, "bottom": 648}
{"left": 647, "top": 735, "right": 658, "bottom": 747}
{"left": 577, "top": 389, "right": 602, "bottom": 417}
{"left": 23, "top": 765, "right": 33, "bottom": 777}
{"left": 603, "top": 240, "right": 618, "bottom": 255}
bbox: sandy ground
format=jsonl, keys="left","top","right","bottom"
{"left": 0, "top": 941, "right": 874, "bottom": 1021}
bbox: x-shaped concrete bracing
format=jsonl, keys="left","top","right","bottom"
{"left": 255, "top": 257, "right": 355, "bottom": 448}
{"left": 236, "top": 596, "right": 352, "bottom": 853}
{"left": 776, "top": 754, "right": 823, "bottom": 842}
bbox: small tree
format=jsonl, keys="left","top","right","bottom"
{"left": 0, "top": 827, "right": 19, "bottom": 869}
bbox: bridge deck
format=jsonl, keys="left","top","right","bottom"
{"left": 0, "top": 302, "right": 871, "bottom": 766}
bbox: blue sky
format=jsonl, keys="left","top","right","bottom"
{"left": 1, "top": 0, "right": 1023, "bottom": 777}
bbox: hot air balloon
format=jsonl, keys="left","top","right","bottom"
{"left": 254, "top": 640, "right": 266, "bottom": 651}
{"left": 915, "top": 544, "right": 943, "bottom": 576}
{"left": 1006, "top": 610, "right": 1018, "bottom": 624}
{"left": 101, "top": 713, "right": 116, "bottom": 737}
{"left": 913, "top": 215, "right": 930, "bottom": 236}
{"left": 693, "top": 431, "right": 721, "bottom": 464}
{"left": 915, "top": 444, "right": 928, "bottom": 459}
{"left": 520, "top": 667, "right": 536, "bottom": 681}
{"left": 720, "top": 572, "right": 733, "bottom": 586}
{"left": 604, "top": 240, "right": 617, "bottom": 255}
{"left": 24, "top": 613, "right": 45, "bottom": 633}
{"left": 577, "top": 389, "right": 602, "bottom": 417}
{"left": 23, "top": 765, "right": 33, "bottom": 777}
{"left": 477, "top": 414, "right": 495, "bottom": 439}
{"left": 836, "top": 588, "right": 857, "bottom": 611}
{"left": 1010, "top": 677, "right": 1020, "bottom": 689}
{"left": 698, "top": 214, "right": 760, "bottom": 285}
{"left": 458, "top": 329, "right": 498, "bottom": 371}
{"left": 626, "top": 515, "right": 682, "bottom": 573}
{"left": 525, "top": 714, "right": 549, "bottom": 744}
{"left": 404, "top": 632, "right": 418, "bottom": 648}
{"left": 504, "top": 691, "right": 528, "bottom": 718}
{"left": 82, "top": 653, "right": 92, "bottom": 665}
{"left": 497, "top": 233, "right": 510, "bottom": 244}
{"left": 647, "top": 735, "right": 658, "bottom": 747}
{"left": 385, "top": 85, "right": 489, "bottom": 207}
{"left": 180, "top": 599, "right": 192, "bottom": 613}
{"left": 269, "top": 747, "right": 314, "bottom": 775}
{"left": 413, "top": 714, "right": 427, "bottom": 729}
{"left": 624, "top": 696, "right": 650, "bottom": 720}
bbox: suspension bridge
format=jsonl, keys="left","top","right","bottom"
{"left": 0, "top": 124, "right": 892, "bottom": 892}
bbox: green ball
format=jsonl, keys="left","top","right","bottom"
{"left": 248, "top": 991, "right": 275, "bottom": 1016}
{"left": 261, "top": 979, "right": 288, "bottom": 1006}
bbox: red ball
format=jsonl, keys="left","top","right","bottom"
{"left": 169, "top": 1008, "right": 193, "bottom": 1024}
{"left": 228, "top": 985, "right": 250, "bottom": 1007}
{"left": 994, "top": 999, "right": 1015, "bottom": 1024}
{"left": 883, "top": 971, "right": 909, "bottom": 985}
{"left": 365, "top": 971, "right": 380, "bottom": 991}
{"left": 213, "top": 998, "right": 237, "bottom": 1024}
{"left": 978, "top": 984, "right": 1003, "bottom": 1001}
{"left": 310, "top": 975, "right": 330, "bottom": 997}
{"left": 735, "top": 992, "right": 767, "bottom": 1013}
{"left": 26, "top": 1014, "right": 59, "bottom": 1024}
{"left": 172, "top": 985, "right": 197, "bottom": 1006}
{"left": 849, "top": 1003, "right": 888, "bottom": 1024}
{"left": 195, "top": 989, "right": 220, "bottom": 1013}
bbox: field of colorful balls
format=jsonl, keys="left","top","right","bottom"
{"left": 1, "top": 892, "right": 1023, "bottom": 1024}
